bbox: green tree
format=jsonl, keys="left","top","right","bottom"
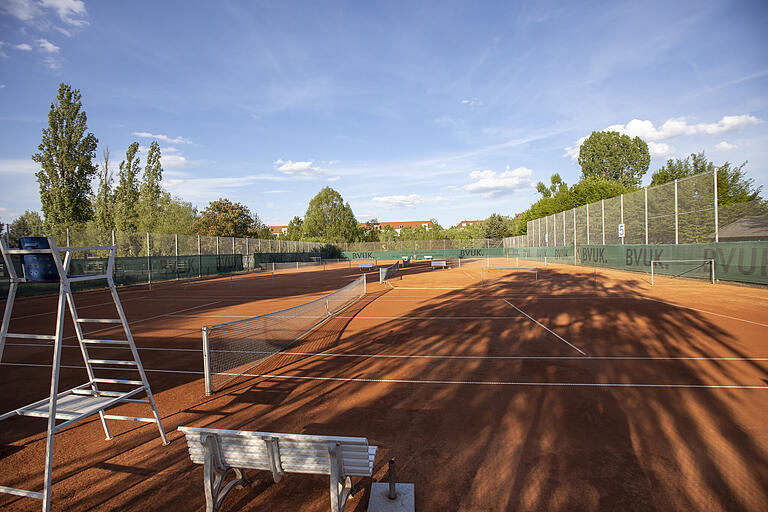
{"left": 193, "top": 198, "right": 264, "bottom": 237}
{"left": 138, "top": 141, "right": 163, "bottom": 232}
{"left": 10, "top": 211, "right": 45, "bottom": 239}
{"left": 303, "top": 187, "right": 360, "bottom": 242}
{"left": 113, "top": 142, "right": 141, "bottom": 232}
{"left": 284, "top": 216, "right": 305, "bottom": 240}
{"left": 154, "top": 194, "right": 197, "bottom": 235}
{"left": 93, "top": 145, "right": 114, "bottom": 232}
{"left": 578, "top": 131, "right": 650, "bottom": 188}
{"left": 32, "top": 83, "right": 99, "bottom": 231}
{"left": 484, "top": 213, "right": 516, "bottom": 238}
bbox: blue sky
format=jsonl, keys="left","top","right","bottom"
{"left": 1, "top": 0, "right": 767, "bottom": 228}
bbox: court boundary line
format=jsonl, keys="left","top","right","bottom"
{"left": 8, "top": 344, "right": 766, "bottom": 362}
{"left": 503, "top": 299, "right": 587, "bottom": 356}
{"left": 166, "top": 314, "right": 527, "bottom": 320}
{"left": 2, "top": 362, "right": 766, "bottom": 390}
{"left": 645, "top": 297, "right": 768, "bottom": 328}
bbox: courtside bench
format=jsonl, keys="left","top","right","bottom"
{"left": 178, "top": 426, "right": 377, "bottom": 512}
{"left": 358, "top": 262, "right": 375, "bottom": 271}
{"left": 431, "top": 260, "right": 447, "bottom": 269}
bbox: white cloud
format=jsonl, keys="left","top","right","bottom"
{"left": 372, "top": 194, "right": 423, "bottom": 208}
{"left": 36, "top": 38, "right": 59, "bottom": 53}
{"left": 647, "top": 141, "right": 671, "bottom": 157}
{"left": 41, "top": 0, "right": 88, "bottom": 27}
{"left": 160, "top": 154, "right": 194, "bottom": 169}
{"left": 2, "top": 0, "right": 88, "bottom": 27}
{"left": 461, "top": 98, "right": 483, "bottom": 107}
{"left": 327, "top": 175, "right": 341, "bottom": 182}
{"left": 133, "top": 131, "right": 192, "bottom": 144}
{"left": 274, "top": 159, "right": 323, "bottom": 176}
{"left": 565, "top": 114, "right": 760, "bottom": 161}
{"left": 0, "top": 84, "right": 5, "bottom": 89}
{"left": 14, "top": 43, "right": 33, "bottom": 51}
{"left": 715, "top": 141, "right": 737, "bottom": 151}
{"left": 0, "top": 158, "right": 38, "bottom": 174}
{"left": 463, "top": 166, "right": 535, "bottom": 197}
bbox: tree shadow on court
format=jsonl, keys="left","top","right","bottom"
{"left": 2, "top": 266, "right": 767, "bottom": 511}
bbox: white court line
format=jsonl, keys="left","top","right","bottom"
{"left": 3, "top": 297, "right": 141, "bottom": 321}
{"left": 8, "top": 343, "right": 767, "bottom": 362}
{"left": 646, "top": 298, "right": 768, "bottom": 328}
{"left": 2, "top": 362, "right": 766, "bottom": 390}
{"left": 166, "top": 314, "right": 526, "bottom": 320}
{"left": 503, "top": 299, "right": 587, "bottom": 356}
{"left": 60, "top": 300, "right": 224, "bottom": 341}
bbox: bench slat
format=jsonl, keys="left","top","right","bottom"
{"left": 178, "top": 426, "right": 369, "bottom": 445}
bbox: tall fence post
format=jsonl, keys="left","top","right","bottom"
{"left": 572, "top": 208, "right": 577, "bottom": 264}
{"left": 562, "top": 211, "right": 566, "bottom": 246}
{"left": 586, "top": 204, "right": 590, "bottom": 245}
{"left": 111, "top": 230, "right": 115, "bottom": 247}
{"left": 175, "top": 233, "right": 179, "bottom": 280}
{"left": 246, "top": 238, "right": 250, "bottom": 270}
{"left": 620, "top": 194, "right": 624, "bottom": 245}
{"left": 644, "top": 187, "right": 649, "bottom": 245}
{"left": 545, "top": 216, "right": 549, "bottom": 246}
{"left": 197, "top": 235, "right": 201, "bottom": 278}
{"left": 216, "top": 236, "right": 219, "bottom": 255}
{"left": 601, "top": 199, "right": 605, "bottom": 245}
{"left": 674, "top": 179, "right": 679, "bottom": 244}
{"left": 146, "top": 232, "right": 152, "bottom": 289}
{"left": 713, "top": 168, "right": 719, "bottom": 242}
{"left": 66, "top": 227, "right": 70, "bottom": 246}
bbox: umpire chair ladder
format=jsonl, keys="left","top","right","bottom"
{"left": 0, "top": 236, "right": 168, "bottom": 512}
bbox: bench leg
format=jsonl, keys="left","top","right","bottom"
{"left": 328, "top": 442, "right": 354, "bottom": 512}
{"left": 203, "top": 435, "right": 250, "bottom": 512}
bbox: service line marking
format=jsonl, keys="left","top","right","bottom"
{"left": 503, "top": 299, "right": 587, "bottom": 356}
{"left": 166, "top": 314, "right": 526, "bottom": 320}
{"left": 645, "top": 298, "right": 768, "bottom": 328}
{"left": 61, "top": 300, "right": 224, "bottom": 341}
{"left": 3, "top": 362, "right": 767, "bottom": 390}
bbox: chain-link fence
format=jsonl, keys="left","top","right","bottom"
{"left": 505, "top": 170, "right": 768, "bottom": 249}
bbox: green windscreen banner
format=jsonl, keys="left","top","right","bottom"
{"left": 512, "top": 242, "right": 767, "bottom": 286}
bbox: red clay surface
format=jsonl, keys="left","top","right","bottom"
{"left": 1, "top": 258, "right": 767, "bottom": 511}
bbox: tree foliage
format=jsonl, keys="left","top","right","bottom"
{"left": 113, "top": 142, "right": 141, "bottom": 232}
{"left": 193, "top": 198, "right": 267, "bottom": 237}
{"left": 578, "top": 131, "right": 650, "bottom": 188}
{"left": 32, "top": 83, "right": 99, "bottom": 230}
{"left": 283, "top": 216, "right": 305, "bottom": 241}
{"left": 10, "top": 211, "right": 45, "bottom": 239}
{"left": 650, "top": 151, "right": 762, "bottom": 204}
{"left": 93, "top": 146, "right": 114, "bottom": 232}
{"left": 139, "top": 141, "right": 163, "bottom": 232}
{"left": 303, "top": 187, "right": 360, "bottom": 242}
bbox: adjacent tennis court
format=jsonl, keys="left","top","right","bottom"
{"left": 1, "top": 258, "right": 767, "bottom": 511}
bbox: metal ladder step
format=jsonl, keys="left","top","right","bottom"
{"left": 3, "top": 333, "right": 56, "bottom": 340}
{"left": 81, "top": 338, "right": 130, "bottom": 345}
{"left": 0, "top": 485, "right": 43, "bottom": 500}
{"left": 77, "top": 318, "right": 122, "bottom": 324}
{"left": 87, "top": 359, "right": 138, "bottom": 366}
{"left": 92, "top": 378, "right": 144, "bottom": 386}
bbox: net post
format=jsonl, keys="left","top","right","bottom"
{"left": 711, "top": 259, "right": 716, "bottom": 284}
{"left": 202, "top": 326, "right": 213, "bottom": 395}
{"left": 481, "top": 268, "right": 484, "bottom": 286}
{"left": 363, "top": 274, "right": 367, "bottom": 294}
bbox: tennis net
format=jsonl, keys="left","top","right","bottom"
{"left": 379, "top": 261, "right": 400, "bottom": 283}
{"left": 202, "top": 275, "right": 366, "bottom": 394}
{"left": 651, "top": 259, "right": 715, "bottom": 285}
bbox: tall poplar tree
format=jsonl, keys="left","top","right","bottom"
{"left": 93, "top": 146, "right": 114, "bottom": 232}
{"left": 113, "top": 142, "right": 141, "bottom": 232}
{"left": 32, "top": 83, "right": 99, "bottom": 231}
{"left": 139, "top": 141, "right": 163, "bottom": 232}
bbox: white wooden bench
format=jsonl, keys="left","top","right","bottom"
{"left": 423, "top": 255, "right": 433, "bottom": 260}
{"left": 178, "top": 426, "right": 377, "bottom": 512}
{"left": 431, "top": 260, "right": 447, "bottom": 269}
{"left": 358, "top": 262, "right": 375, "bottom": 271}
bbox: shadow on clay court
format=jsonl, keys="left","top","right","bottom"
{"left": 1, "top": 264, "right": 767, "bottom": 510}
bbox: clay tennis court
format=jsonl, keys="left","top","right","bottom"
{"left": 1, "top": 259, "right": 767, "bottom": 511}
